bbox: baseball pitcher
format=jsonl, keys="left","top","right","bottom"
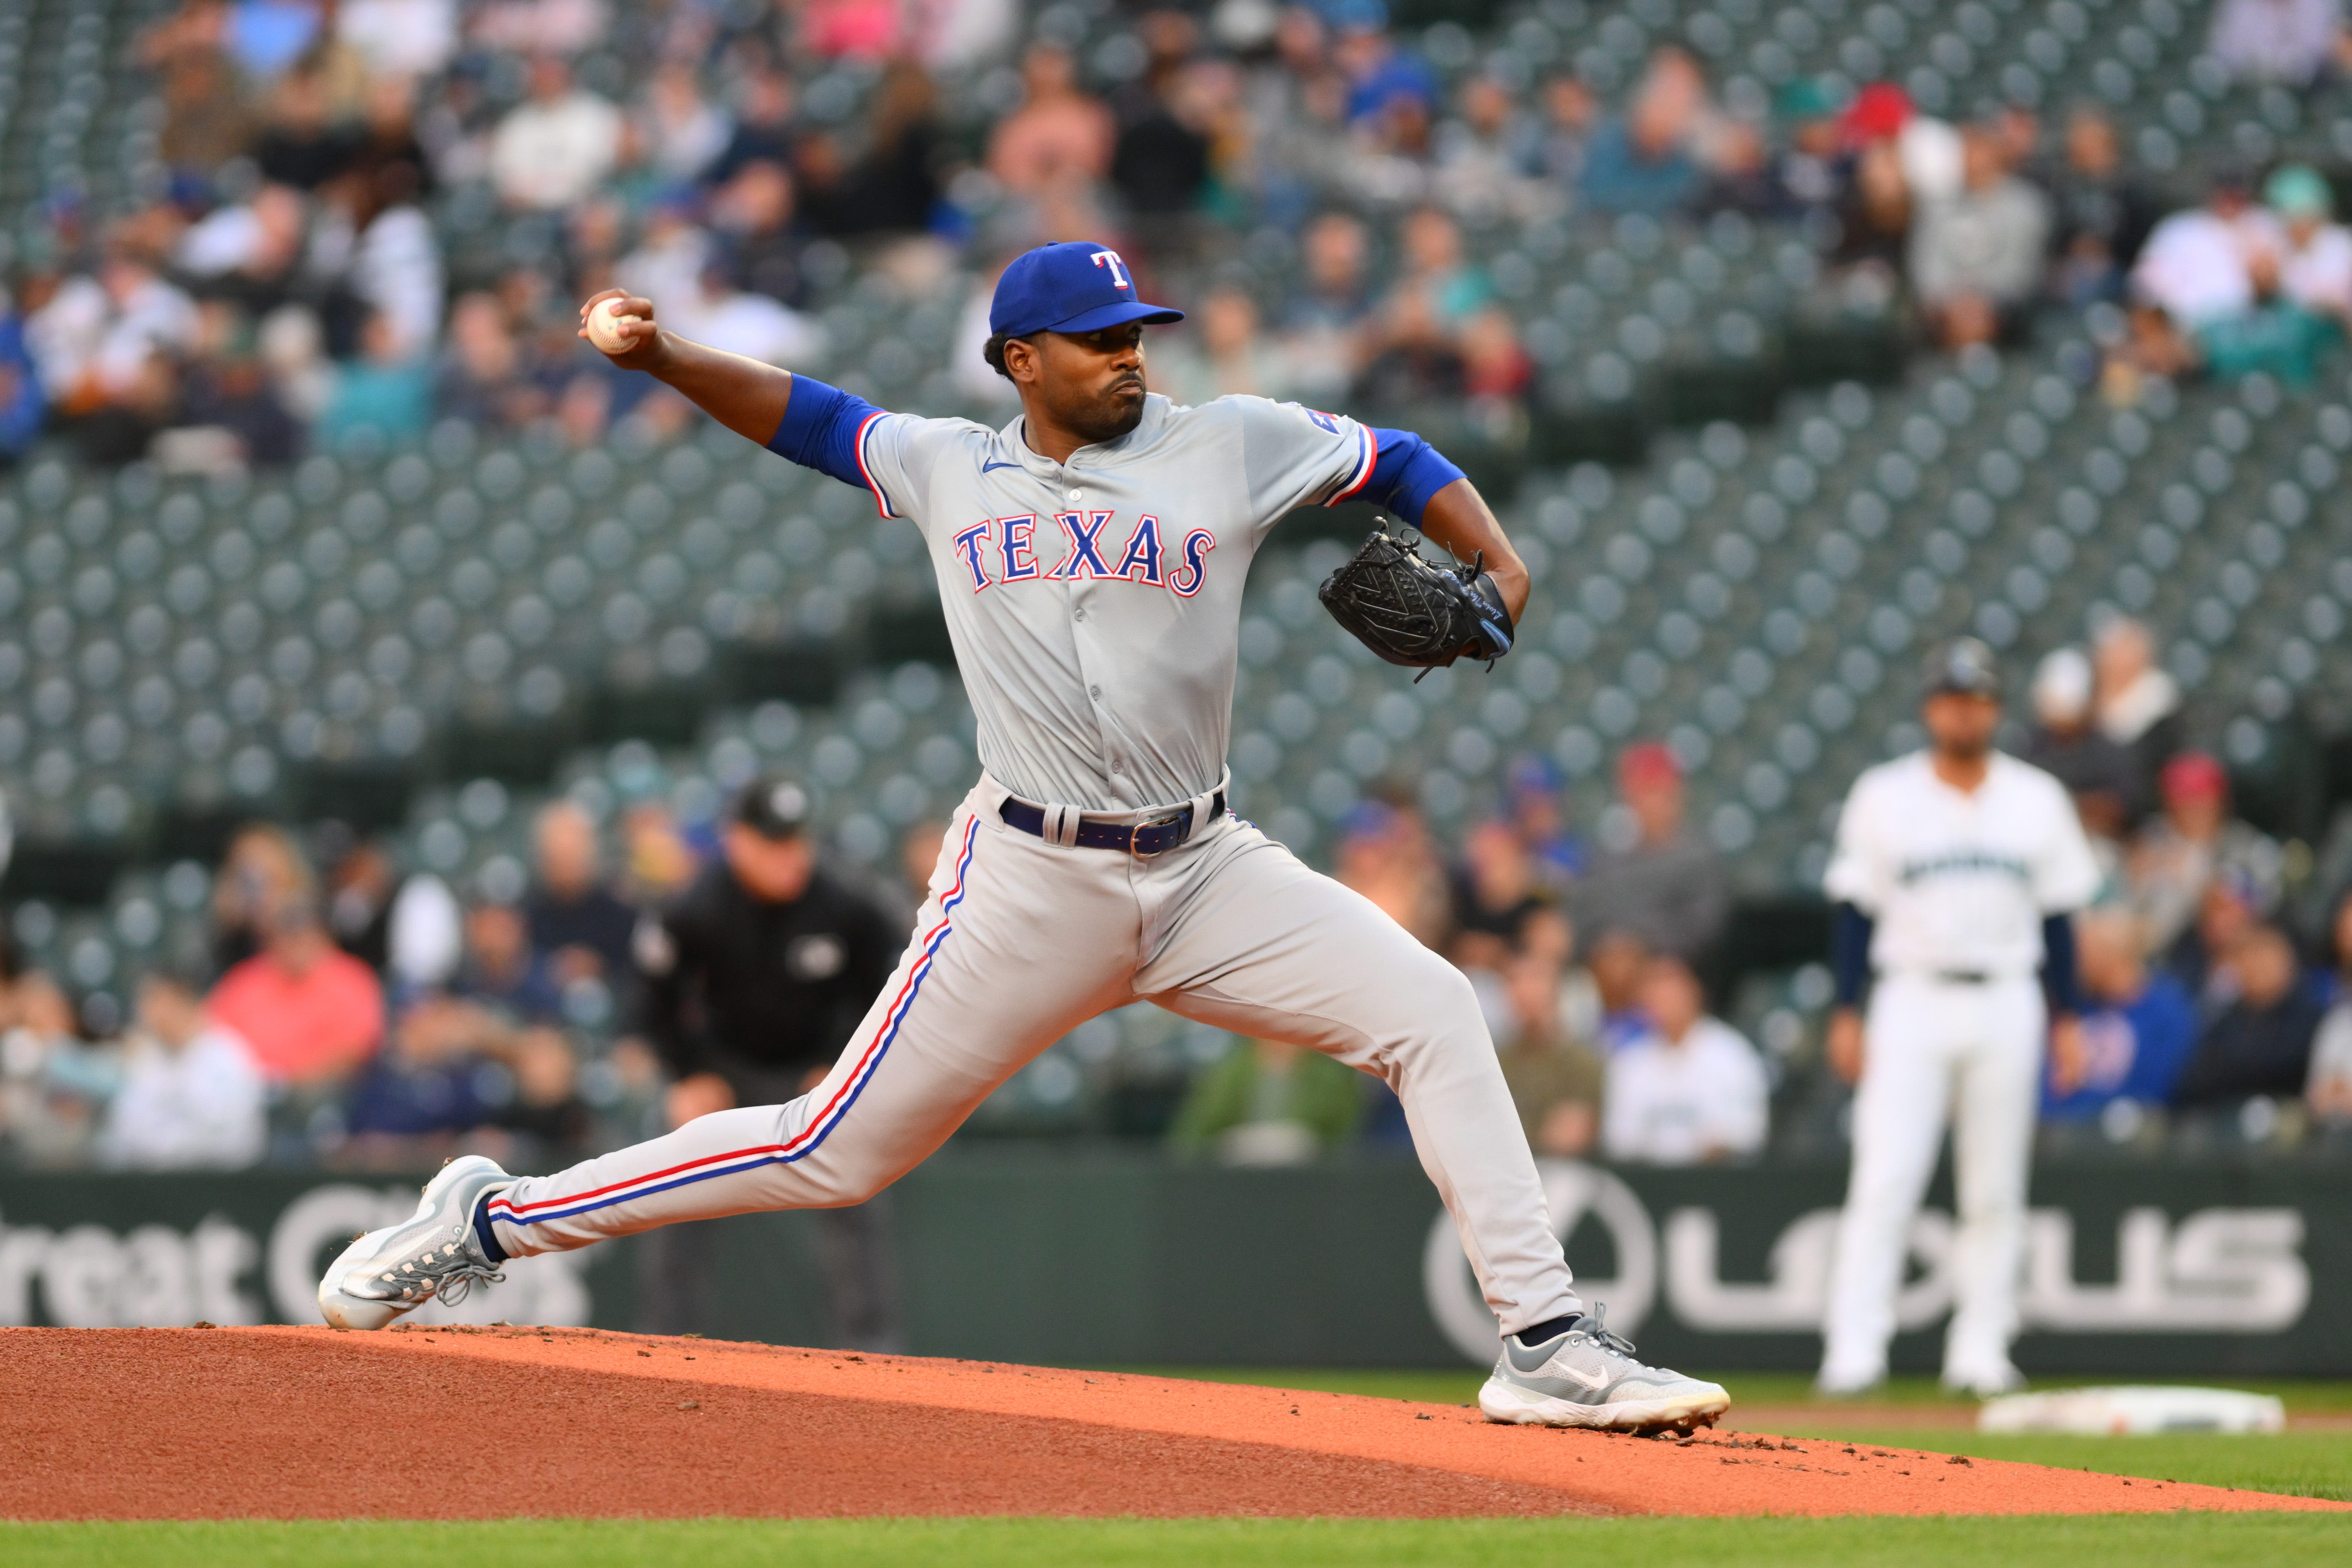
{"left": 1817, "top": 637, "right": 2099, "bottom": 1397}
{"left": 318, "top": 242, "right": 1728, "bottom": 1432}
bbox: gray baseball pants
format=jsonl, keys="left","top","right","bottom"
{"left": 486, "top": 775, "right": 1581, "bottom": 1338}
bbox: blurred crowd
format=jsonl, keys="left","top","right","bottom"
{"left": 4, "top": 611, "right": 2352, "bottom": 1174}
{"left": 6, "top": 0, "right": 2352, "bottom": 477}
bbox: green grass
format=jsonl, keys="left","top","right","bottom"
{"left": 3, "top": 1516, "right": 2346, "bottom": 1568}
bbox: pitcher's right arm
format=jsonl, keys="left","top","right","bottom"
{"left": 579, "top": 288, "right": 891, "bottom": 503}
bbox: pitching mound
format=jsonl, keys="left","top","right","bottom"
{"left": 1, "top": 1327, "right": 2339, "bottom": 1519}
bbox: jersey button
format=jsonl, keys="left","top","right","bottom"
{"left": 1089, "top": 685, "right": 1101, "bottom": 698}
{"left": 1067, "top": 489, "right": 1083, "bottom": 501}
{"left": 1073, "top": 607, "right": 1086, "bottom": 621}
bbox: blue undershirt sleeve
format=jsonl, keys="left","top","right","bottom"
{"left": 764, "top": 374, "right": 888, "bottom": 494}
{"left": 2041, "top": 912, "right": 2081, "bottom": 1016}
{"left": 1831, "top": 901, "right": 1873, "bottom": 1009}
{"left": 1358, "top": 426, "right": 1466, "bottom": 525}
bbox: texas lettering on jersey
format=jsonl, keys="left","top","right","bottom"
{"left": 949, "top": 511, "right": 1215, "bottom": 596}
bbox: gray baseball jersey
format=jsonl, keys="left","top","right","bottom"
{"left": 857, "top": 392, "right": 1374, "bottom": 812}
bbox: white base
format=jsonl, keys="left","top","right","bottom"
{"left": 1978, "top": 1386, "right": 2286, "bottom": 1435}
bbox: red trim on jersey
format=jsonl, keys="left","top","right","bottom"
{"left": 852, "top": 409, "right": 893, "bottom": 519}
{"left": 1327, "top": 423, "right": 1376, "bottom": 505}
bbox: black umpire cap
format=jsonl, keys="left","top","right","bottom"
{"left": 735, "top": 771, "right": 812, "bottom": 839}
{"left": 1924, "top": 636, "right": 2001, "bottom": 699}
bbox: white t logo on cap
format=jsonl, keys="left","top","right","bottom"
{"left": 1091, "top": 249, "right": 1132, "bottom": 291}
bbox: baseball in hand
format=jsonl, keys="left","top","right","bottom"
{"left": 586, "top": 297, "right": 643, "bottom": 355}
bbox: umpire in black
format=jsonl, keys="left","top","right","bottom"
{"left": 631, "top": 771, "right": 906, "bottom": 1348}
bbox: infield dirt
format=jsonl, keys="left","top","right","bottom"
{"left": 2, "top": 1327, "right": 2341, "bottom": 1519}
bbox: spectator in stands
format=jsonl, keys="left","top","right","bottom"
{"left": 1908, "top": 123, "right": 2050, "bottom": 351}
{"left": 797, "top": 60, "right": 951, "bottom": 255}
{"left": 1109, "top": 11, "right": 1212, "bottom": 249}
{"left": 1769, "top": 77, "right": 1847, "bottom": 221}
{"left": 2173, "top": 923, "right": 2325, "bottom": 1107}
{"left": 1585, "top": 928, "right": 1654, "bottom": 1053}
{"left": 1334, "top": 795, "right": 1451, "bottom": 949}
{"left": 987, "top": 41, "right": 1114, "bottom": 199}
{"left": 2022, "top": 646, "right": 2138, "bottom": 891}
{"left": 253, "top": 65, "right": 356, "bottom": 191}
{"left": 1450, "top": 817, "right": 1548, "bottom": 975}
{"left": 437, "top": 290, "right": 542, "bottom": 429}
{"left": 708, "top": 159, "right": 809, "bottom": 309}
{"left": 1152, "top": 287, "right": 1289, "bottom": 405}
{"left": 1438, "top": 72, "right": 1549, "bottom": 224}
{"left": 1828, "top": 130, "right": 1914, "bottom": 284}
{"left": 2125, "top": 168, "right": 2281, "bottom": 375}
{"left": 2129, "top": 752, "right": 2282, "bottom": 957}
{"left": 26, "top": 241, "right": 202, "bottom": 465}
{"left": 1168, "top": 1034, "right": 1364, "bottom": 1164}
{"left": 0, "top": 956, "right": 97, "bottom": 1166}
{"left": 314, "top": 159, "right": 442, "bottom": 361}
{"left": 637, "top": 60, "right": 731, "bottom": 185}
{"left": 1573, "top": 742, "right": 1730, "bottom": 963}
{"left": 2041, "top": 910, "right": 2199, "bottom": 1122}
{"left": 2302, "top": 889, "right": 2352, "bottom": 1121}
{"left": 154, "top": 39, "right": 258, "bottom": 181}
{"left": 317, "top": 307, "right": 434, "bottom": 446}
{"left": 2265, "top": 164, "right": 2352, "bottom": 327}
{"left": 526, "top": 800, "right": 636, "bottom": 985}
{"left": 1334, "top": 4, "right": 1438, "bottom": 129}
{"left": 1353, "top": 288, "right": 1465, "bottom": 413}
{"left": 1460, "top": 307, "right": 1534, "bottom": 411}
{"left": 670, "top": 257, "right": 825, "bottom": 369}
{"left": 1601, "top": 954, "right": 1769, "bottom": 1164}
{"left": 706, "top": 67, "right": 796, "bottom": 189}
{"left": 2207, "top": 0, "right": 2352, "bottom": 86}
{"left": 453, "top": 897, "right": 564, "bottom": 1025}
{"left": 1579, "top": 48, "right": 1711, "bottom": 216}
{"left": 1502, "top": 755, "right": 1586, "bottom": 897}
{"left": 339, "top": 989, "right": 503, "bottom": 1167}
{"left": 1277, "top": 211, "right": 1374, "bottom": 402}
{"left": 1494, "top": 947, "right": 1603, "bottom": 1158}
{"left": 97, "top": 966, "right": 266, "bottom": 1170}
{"left": 619, "top": 799, "right": 702, "bottom": 905}
{"left": 177, "top": 183, "right": 309, "bottom": 323}
{"left": 2092, "top": 616, "right": 2184, "bottom": 807}
{"left": 2167, "top": 871, "right": 2268, "bottom": 1013}
{"left": 1522, "top": 72, "right": 1596, "bottom": 189}
{"left": 490, "top": 56, "right": 622, "bottom": 213}
{"left": 2046, "top": 108, "right": 2157, "bottom": 308}
{"left": 209, "top": 822, "right": 314, "bottom": 974}
{"left": 207, "top": 898, "right": 384, "bottom": 1086}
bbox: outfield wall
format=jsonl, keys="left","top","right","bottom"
{"left": 0, "top": 1153, "right": 2340, "bottom": 1373}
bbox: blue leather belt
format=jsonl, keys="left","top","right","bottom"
{"left": 999, "top": 792, "right": 1223, "bottom": 857}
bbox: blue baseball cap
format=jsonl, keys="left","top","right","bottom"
{"left": 988, "top": 242, "right": 1184, "bottom": 339}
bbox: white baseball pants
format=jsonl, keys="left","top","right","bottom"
{"left": 1819, "top": 973, "right": 2044, "bottom": 1386}
{"left": 487, "top": 776, "right": 1582, "bottom": 1338}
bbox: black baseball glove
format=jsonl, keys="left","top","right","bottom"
{"left": 1318, "top": 521, "right": 1515, "bottom": 674}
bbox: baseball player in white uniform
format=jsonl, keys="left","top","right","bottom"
{"left": 318, "top": 242, "right": 1728, "bottom": 1432}
{"left": 1817, "top": 637, "right": 2099, "bottom": 1397}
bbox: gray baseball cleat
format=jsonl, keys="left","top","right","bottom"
{"left": 317, "top": 1155, "right": 514, "bottom": 1330}
{"left": 1479, "top": 1305, "right": 1731, "bottom": 1433}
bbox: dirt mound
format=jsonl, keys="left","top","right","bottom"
{"left": 1, "top": 1327, "right": 2339, "bottom": 1519}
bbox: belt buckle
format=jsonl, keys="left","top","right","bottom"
{"left": 1129, "top": 810, "right": 1186, "bottom": 858}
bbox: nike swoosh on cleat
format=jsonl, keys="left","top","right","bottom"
{"left": 980, "top": 459, "right": 1023, "bottom": 473}
{"left": 1546, "top": 1364, "right": 1612, "bottom": 1392}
